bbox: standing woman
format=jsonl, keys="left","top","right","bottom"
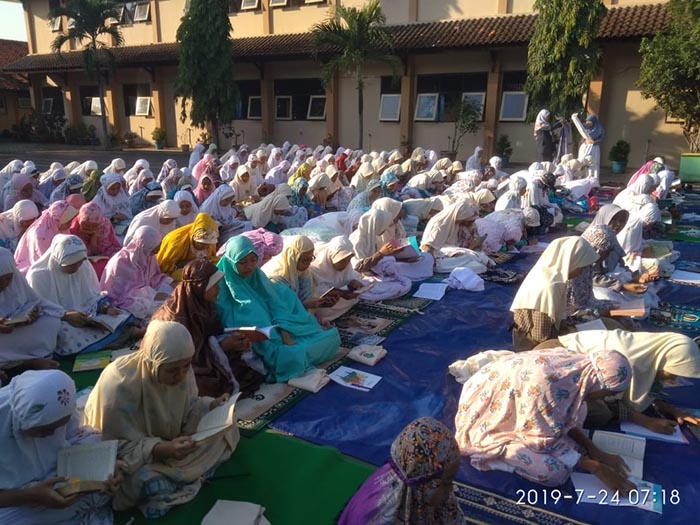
{"left": 571, "top": 113, "right": 605, "bottom": 183}
{"left": 510, "top": 236, "right": 599, "bottom": 351}
{"left": 534, "top": 109, "right": 563, "bottom": 163}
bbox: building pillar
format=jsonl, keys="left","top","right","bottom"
{"left": 150, "top": 0, "right": 162, "bottom": 43}
{"left": 325, "top": 71, "right": 339, "bottom": 147}
{"left": 28, "top": 74, "right": 42, "bottom": 111}
{"left": 408, "top": 0, "right": 418, "bottom": 22}
{"left": 497, "top": 0, "right": 508, "bottom": 14}
{"left": 23, "top": 1, "right": 37, "bottom": 54}
{"left": 103, "top": 76, "right": 121, "bottom": 141}
{"left": 483, "top": 50, "right": 502, "bottom": 158}
{"left": 399, "top": 54, "right": 416, "bottom": 157}
{"left": 586, "top": 53, "right": 605, "bottom": 117}
{"left": 262, "top": 0, "right": 272, "bottom": 35}
{"left": 261, "top": 63, "right": 274, "bottom": 142}
{"left": 65, "top": 77, "right": 83, "bottom": 126}
{"left": 151, "top": 75, "right": 168, "bottom": 145}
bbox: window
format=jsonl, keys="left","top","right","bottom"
{"left": 275, "top": 96, "right": 292, "bottom": 120}
{"left": 49, "top": 17, "right": 62, "bottom": 31}
{"left": 18, "top": 97, "right": 32, "bottom": 109}
{"left": 0, "top": 97, "right": 6, "bottom": 114}
{"left": 90, "top": 97, "right": 103, "bottom": 116}
{"left": 247, "top": 96, "right": 262, "bottom": 119}
{"left": 123, "top": 83, "right": 152, "bottom": 116}
{"left": 379, "top": 94, "right": 400, "bottom": 122}
{"left": 135, "top": 97, "right": 151, "bottom": 116}
{"left": 41, "top": 98, "right": 54, "bottom": 115}
{"left": 269, "top": 0, "right": 288, "bottom": 6}
{"left": 241, "top": 0, "right": 259, "bottom": 10}
{"left": 133, "top": 2, "right": 150, "bottom": 22}
{"left": 307, "top": 95, "right": 326, "bottom": 120}
{"left": 462, "top": 92, "right": 485, "bottom": 121}
{"left": 414, "top": 93, "right": 438, "bottom": 121}
{"left": 120, "top": 2, "right": 149, "bottom": 24}
{"left": 274, "top": 78, "right": 324, "bottom": 121}
{"left": 499, "top": 92, "right": 528, "bottom": 121}
{"left": 234, "top": 80, "right": 261, "bottom": 120}
{"left": 79, "top": 85, "right": 99, "bottom": 116}
{"left": 304, "top": 0, "right": 325, "bottom": 3}
{"left": 416, "top": 72, "right": 487, "bottom": 122}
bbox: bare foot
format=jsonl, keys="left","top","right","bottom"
{"left": 24, "top": 358, "right": 60, "bottom": 370}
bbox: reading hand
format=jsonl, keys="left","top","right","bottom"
{"left": 209, "top": 393, "right": 231, "bottom": 410}
{"left": 33, "top": 477, "right": 79, "bottom": 509}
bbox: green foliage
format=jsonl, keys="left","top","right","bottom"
{"left": 608, "top": 139, "right": 631, "bottom": 162}
{"left": 151, "top": 127, "right": 167, "bottom": 142}
{"left": 310, "top": 0, "right": 400, "bottom": 148}
{"left": 525, "top": 0, "right": 607, "bottom": 118}
{"left": 175, "top": 0, "right": 238, "bottom": 133}
{"left": 638, "top": 0, "right": 700, "bottom": 152}
{"left": 449, "top": 98, "right": 481, "bottom": 152}
{"left": 496, "top": 135, "right": 513, "bottom": 158}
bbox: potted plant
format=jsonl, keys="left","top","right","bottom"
{"left": 495, "top": 135, "right": 513, "bottom": 168}
{"left": 123, "top": 131, "right": 138, "bottom": 148}
{"left": 152, "top": 127, "right": 167, "bottom": 149}
{"left": 608, "top": 140, "right": 631, "bottom": 174}
{"left": 441, "top": 98, "right": 481, "bottom": 161}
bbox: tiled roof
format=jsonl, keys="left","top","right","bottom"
{"left": 2, "top": 3, "right": 669, "bottom": 74}
{"left": 0, "top": 39, "right": 29, "bottom": 91}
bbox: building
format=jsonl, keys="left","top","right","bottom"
{"left": 2, "top": 0, "right": 685, "bottom": 168}
{"left": 0, "top": 39, "right": 31, "bottom": 136}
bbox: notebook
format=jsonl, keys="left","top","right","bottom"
{"left": 224, "top": 326, "right": 277, "bottom": 342}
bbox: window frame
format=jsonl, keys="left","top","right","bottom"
{"left": 304, "top": 0, "right": 325, "bottom": 4}
{"left": 414, "top": 93, "right": 439, "bottom": 122}
{"left": 461, "top": 92, "right": 486, "bottom": 121}
{"left": 134, "top": 96, "right": 152, "bottom": 116}
{"left": 269, "top": 0, "right": 288, "bottom": 6}
{"left": 275, "top": 96, "right": 293, "bottom": 121}
{"left": 306, "top": 95, "right": 327, "bottom": 120}
{"left": 499, "top": 91, "right": 529, "bottom": 122}
{"left": 90, "top": 97, "right": 103, "bottom": 116}
{"left": 379, "top": 94, "right": 401, "bottom": 122}
{"left": 133, "top": 2, "right": 150, "bottom": 22}
{"left": 41, "top": 98, "right": 54, "bottom": 115}
{"left": 240, "top": 0, "right": 259, "bottom": 10}
{"left": 49, "top": 16, "right": 62, "bottom": 32}
{"left": 18, "top": 97, "right": 32, "bottom": 109}
{"left": 247, "top": 96, "right": 262, "bottom": 120}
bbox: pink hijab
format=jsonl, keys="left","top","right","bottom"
{"left": 193, "top": 174, "right": 215, "bottom": 206}
{"left": 100, "top": 225, "right": 171, "bottom": 313}
{"left": 68, "top": 202, "right": 121, "bottom": 257}
{"left": 14, "top": 200, "right": 77, "bottom": 274}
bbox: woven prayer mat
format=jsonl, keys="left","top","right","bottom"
{"left": 454, "top": 481, "right": 591, "bottom": 525}
{"left": 332, "top": 308, "right": 405, "bottom": 347}
{"left": 481, "top": 269, "right": 524, "bottom": 284}
{"left": 649, "top": 303, "right": 700, "bottom": 332}
{"left": 236, "top": 349, "right": 349, "bottom": 436}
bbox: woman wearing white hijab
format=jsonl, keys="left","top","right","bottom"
{"left": 173, "top": 190, "right": 199, "bottom": 227}
{"left": 349, "top": 162, "right": 376, "bottom": 193}
{"left": 0, "top": 247, "right": 63, "bottom": 375}
{"left": 124, "top": 199, "right": 181, "bottom": 246}
{"left": 613, "top": 174, "right": 656, "bottom": 214}
{"left": 201, "top": 184, "right": 252, "bottom": 243}
{"left": 494, "top": 175, "right": 527, "bottom": 211}
{"left": 267, "top": 147, "right": 283, "bottom": 171}
{"left": 26, "top": 234, "right": 133, "bottom": 356}
{"left": 0, "top": 200, "right": 39, "bottom": 252}
{"left": 465, "top": 146, "right": 484, "bottom": 171}
{"left": 103, "top": 157, "right": 126, "bottom": 175}
{"left": 188, "top": 143, "right": 206, "bottom": 170}
{"left": 558, "top": 330, "right": 700, "bottom": 431}
{"left": 510, "top": 236, "right": 598, "bottom": 351}
{"left": 420, "top": 199, "right": 490, "bottom": 273}
{"left": 0, "top": 159, "right": 23, "bottom": 190}
{"left": 230, "top": 165, "right": 258, "bottom": 204}
{"left": 616, "top": 201, "right": 663, "bottom": 274}
{"left": 0, "top": 370, "right": 119, "bottom": 525}
{"left": 371, "top": 197, "right": 433, "bottom": 280}
{"left": 92, "top": 173, "right": 132, "bottom": 221}
{"left": 243, "top": 183, "right": 293, "bottom": 230}
{"left": 349, "top": 208, "right": 411, "bottom": 301}
{"left": 84, "top": 320, "right": 237, "bottom": 518}
{"left": 123, "top": 159, "right": 149, "bottom": 189}
{"left": 265, "top": 160, "right": 291, "bottom": 186}
{"left": 219, "top": 155, "right": 240, "bottom": 184}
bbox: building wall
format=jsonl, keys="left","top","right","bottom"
{"left": 416, "top": 0, "right": 499, "bottom": 21}
{"left": 0, "top": 92, "right": 32, "bottom": 132}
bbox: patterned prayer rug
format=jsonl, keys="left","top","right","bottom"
{"left": 649, "top": 303, "right": 700, "bottom": 332}
{"left": 481, "top": 269, "right": 524, "bottom": 284}
{"left": 454, "top": 481, "right": 591, "bottom": 525}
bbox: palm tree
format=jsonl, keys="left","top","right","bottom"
{"left": 50, "top": 0, "right": 124, "bottom": 150}
{"left": 310, "top": 0, "right": 400, "bottom": 149}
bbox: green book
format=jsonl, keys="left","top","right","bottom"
{"left": 72, "top": 350, "right": 112, "bottom": 372}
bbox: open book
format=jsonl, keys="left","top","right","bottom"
{"left": 224, "top": 326, "right": 276, "bottom": 343}
{"left": 609, "top": 297, "right": 646, "bottom": 317}
{"left": 86, "top": 312, "right": 130, "bottom": 333}
{"left": 591, "top": 430, "right": 646, "bottom": 479}
{"left": 202, "top": 500, "right": 270, "bottom": 525}
{"left": 4, "top": 303, "right": 39, "bottom": 326}
{"left": 191, "top": 392, "right": 242, "bottom": 442}
{"left": 56, "top": 440, "right": 118, "bottom": 496}
{"left": 321, "top": 283, "right": 374, "bottom": 299}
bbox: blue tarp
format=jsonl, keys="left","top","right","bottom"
{"left": 272, "top": 236, "right": 700, "bottom": 525}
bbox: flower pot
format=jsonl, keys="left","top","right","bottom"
{"left": 155, "top": 140, "right": 164, "bottom": 150}
{"left": 611, "top": 160, "right": 627, "bottom": 174}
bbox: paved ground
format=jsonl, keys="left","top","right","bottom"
{"left": 0, "top": 140, "right": 628, "bottom": 185}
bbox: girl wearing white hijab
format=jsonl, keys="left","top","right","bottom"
{"left": 494, "top": 175, "right": 527, "bottom": 211}
{"left": 371, "top": 197, "right": 434, "bottom": 280}
{"left": 349, "top": 208, "right": 411, "bottom": 301}
{"left": 265, "top": 160, "right": 291, "bottom": 186}
{"left": 267, "top": 147, "right": 283, "bottom": 171}
{"left": 0, "top": 370, "right": 118, "bottom": 525}
{"left": 123, "top": 159, "right": 150, "bottom": 189}
{"left": 26, "top": 234, "right": 133, "bottom": 356}
{"left": 0, "top": 247, "right": 63, "bottom": 375}
{"left": 616, "top": 201, "right": 665, "bottom": 274}
{"left": 124, "top": 199, "right": 181, "bottom": 246}
{"left": 84, "top": 320, "right": 237, "bottom": 518}
{"left": 421, "top": 199, "right": 490, "bottom": 273}
{"left": 0, "top": 159, "right": 23, "bottom": 189}
{"left": 558, "top": 330, "right": 700, "bottom": 431}
{"left": 349, "top": 162, "right": 377, "bottom": 193}
{"left": 173, "top": 190, "right": 199, "bottom": 227}
{"left": 0, "top": 200, "right": 39, "bottom": 252}
{"left": 243, "top": 183, "right": 293, "bottom": 229}
{"left": 92, "top": 173, "right": 132, "bottom": 221}
{"left": 229, "top": 165, "right": 258, "bottom": 204}
{"left": 219, "top": 155, "right": 240, "bottom": 184}
{"left": 69, "top": 160, "right": 98, "bottom": 180}
{"left": 103, "top": 157, "right": 126, "bottom": 175}
{"left": 613, "top": 174, "right": 656, "bottom": 214}
{"left": 201, "top": 185, "right": 253, "bottom": 243}
{"left": 465, "top": 146, "right": 484, "bottom": 171}
{"left": 188, "top": 143, "right": 206, "bottom": 170}
{"left": 510, "top": 236, "right": 598, "bottom": 351}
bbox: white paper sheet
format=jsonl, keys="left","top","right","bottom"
{"left": 570, "top": 473, "right": 663, "bottom": 514}
{"left": 412, "top": 282, "right": 448, "bottom": 301}
{"left": 201, "top": 500, "right": 270, "bottom": 525}
{"left": 329, "top": 366, "right": 382, "bottom": 392}
{"left": 621, "top": 421, "right": 688, "bottom": 444}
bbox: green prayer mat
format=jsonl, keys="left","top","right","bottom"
{"left": 663, "top": 226, "right": 700, "bottom": 243}
{"left": 114, "top": 430, "right": 375, "bottom": 525}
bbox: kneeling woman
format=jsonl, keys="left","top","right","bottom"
{"left": 216, "top": 236, "right": 341, "bottom": 383}
{"left": 455, "top": 348, "right": 634, "bottom": 493}
{"left": 84, "top": 320, "right": 238, "bottom": 519}
{"left": 157, "top": 212, "right": 219, "bottom": 281}
{"left": 26, "top": 234, "right": 135, "bottom": 356}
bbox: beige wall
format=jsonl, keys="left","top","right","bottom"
{"left": 0, "top": 92, "right": 32, "bottom": 132}
{"left": 270, "top": 3, "right": 331, "bottom": 34}
{"left": 378, "top": 0, "right": 411, "bottom": 24}
{"left": 31, "top": 1, "right": 63, "bottom": 54}
{"left": 417, "top": 0, "right": 499, "bottom": 21}
{"left": 508, "top": 0, "right": 535, "bottom": 14}
{"left": 159, "top": 0, "right": 187, "bottom": 42}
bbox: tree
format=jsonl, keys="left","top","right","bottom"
{"left": 525, "top": 0, "right": 607, "bottom": 119}
{"left": 449, "top": 98, "right": 481, "bottom": 153}
{"left": 50, "top": 0, "right": 123, "bottom": 150}
{"left": 175, "top": 0, "right": 238, "bottom": 145}
{"left": 638, "top": 0, "right": 700, "bottom": 152}
{"left": 310, "top": 0, "right": 400, "bottom": 149}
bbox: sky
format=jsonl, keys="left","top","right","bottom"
{"left": 0, "top": 1, "right": 27, "bottom": 42}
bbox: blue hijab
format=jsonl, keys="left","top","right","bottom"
{"left": 586, "top": 115, "right": 605, "bottom": 142}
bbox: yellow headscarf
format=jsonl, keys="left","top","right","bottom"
{"left": 157, "top": 212, "right": 219, "bottom": 278}
{"left": 288, "top": 163, "right": 312, "bottom": 187}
